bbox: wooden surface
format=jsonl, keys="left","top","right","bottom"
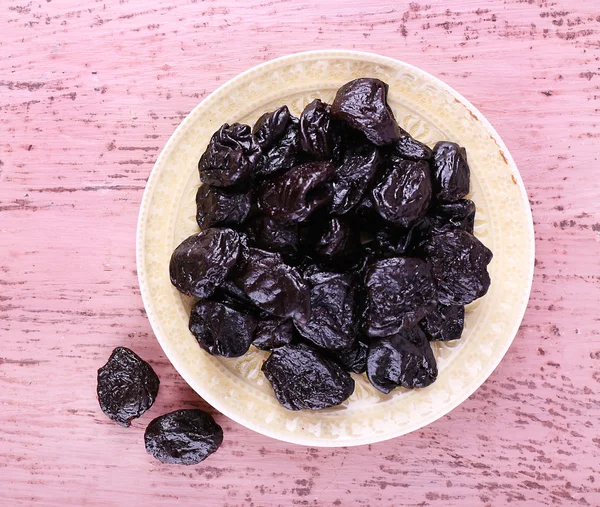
{"left": 1, "top": 0, "right": 599, "bottom": 505}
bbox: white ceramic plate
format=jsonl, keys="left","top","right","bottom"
{"left": 137, "top": 50, "right": 534, "bottom": 447}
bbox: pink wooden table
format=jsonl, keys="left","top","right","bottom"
{"left": 2, "top": 0, "right": 599, "bottom": 505}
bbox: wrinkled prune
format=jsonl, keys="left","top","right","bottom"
{"left": 252, "top": 318, "right": 295, "bottom": 350}
{"left": 315, "top": 217, "right": 361, "bottom": 264}
{"left": 233, "top": 247, "right": 310, "bottom": 323}
{"left": 195, "top": 184, "right": 251, "bottom": 229}
{"left": 370, "top": 227, "right": 414, "bottom": 258}
{"left": 430, "top": 199, "right": 475, "bottom": 234}
{"left": 330, "top": 339, "right": 368, "bottom": 374}
{"left": 363, "top": 257, "right": 436, "bottom": 337}
{"left": 299, "top": 99, "right": 332, "bottom": 159}
{"left": 331, "top": 78, "right": 401, "bottom": 146}
{"left": 331, "top": 143, "right": 380, "bottom": 215}
{"left": 371, "top": 159, "right": 432, "bottom": 227}
{"left": 198, "top": 123, "right": 262, "bottom": 187}
{"left": 189, "top": 299, "right": 257, "bottom": 357}
{"left": 424, "top": 229, "right": 492, "bottom": 305}
{"left": 97, "top": 347, "right": 160, "bottom": 427}
{"left": 385, "top": 130, "right": 433, "bottom": 162}
{"left": 144, "top": 409, "right": 223, "bottom": 465}
{"left": 169, "top": 228, "right": 240, "bottom": 298}
{"left": 421, "top": 304, "right": 465, "bottom": 342}
{"left": 262, "top": 343, "right": 355, "bottom": 410}
{"left": 258, "top": 162, "right": 334, "bottom": 222}
{"left": 367, "top": 327, "right": 438, "bottom": 393}
{"left": 244, "top": 215, "right": 299, "bottom": 259}
{"left": 295, "top": 268, "right": 357, "bottom": 350}
{"left": 431, "top": 141, "right": 470, "bottom": 202}
{"left": 253, "top": 106, "right": 300, "bottom": 176}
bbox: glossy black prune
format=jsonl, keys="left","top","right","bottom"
{"left": 363, "top": 257, "right": 436, "bottom": 337}
{"left": 371, "top": 159, "right": 432, "bottom": 228}
{"left": 189, "top": 299, "right": 257, "bottom": 357}
{"left": 420, "top": 304, "right": 465, "bottom": 342}
{"left": 367, "top": 327, "right": 438, "bottom": 393}
{"left": 331, "top": 78, "right": 401, "bottom": 146}
{"left": 233, "top": 247, "right": 310, "bottom": 323}
{"left": 424, "top": 229, "right": 493, "bottom": 305}
{"left": 244, "top": 214, "right": 299, "bottom": 259}
{"left": 295, "top": 268, "right": 358, "bottom": 350}
{"left": 299, "top": 99, "right": 332, "bottom": 159}
{"left": 144, "top": 409, "right": 223, "bottom": 465}
{"left": 385, "top": 130, "right": 433, "bottom": 162}
{"left": 97, "top": 347, "right": 160, "bottom": 427}
{"left": 253, "top": 106, "right": 300, "bottom": 176}
{"left": 257, "top": 162, "right": 334, "bottom": 223}
{"left": 431, "top": 141, "right": 470, "bottom": 202}
{"left": 330, "top": 143, "right": 380, "bottom": 216}
{"left": 315, "top": 217, "right": 361, "bottom": 264}
{"left": 330, "top": 339, "right": 368, "bottom": 374}
{"left": 369, "top": 227, "right": 414, "bottom": 258}
{"left": 262, "top": 343, "right": 355, "bottom": 410}
{"left": 198, "top": 123, "right": 262, "bottom": 187}
{"left": 430, "top": 199, "right": 476, "bottom": 234}
{"left": 169, "top": 228, "right": 240, "bottom": 298}
{"left": 195, "top": 184, "right": 251, "bottom": 229}
{"left": 252, "top": 319, "right": 295, "bottom": 350}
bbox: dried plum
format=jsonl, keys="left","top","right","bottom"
{"left": 97, "top": 347, "right": 159, "bottom": 427}
{"left": 253, "top": 106, "right": 300, "bottom": 176}
{"left": 262, "top": 343, "right": 355, "bottom": 410}
{"left": 198, "top": 123, "right": 262, "bottom": 187}
{"left": 363, "top": 257, "right": 436, "bottom": 337}
{"left": 257, "top": 162, "right": 334, "bottom": 222}
{"left": 431, "top": 141, "right": 470, "bottom": 202}
{"left": 421, "top": 304, "right": 465, "bottom": 342}
{"left": 252, "top": 319, "right": 295, "bottom": 350}
{"left": 330, "top": 143, "right": 380, "bottom": 215}
{"left": 385, "top": 130, "right": 433, "bottom": 162}
{"left": 370, "top": 227, "right": 414, "bottom": 257}
{"left": 299, "top": 99, "right": 332, "bottom": 159}
{"left": 169, "top": 228, "right": 240, "bottom": 298}
{"left": 331, "top": 78, "right": 401, "bottom": 146}
{"left": 233, "top": 247, "right": 310, "bottom": 323}
{"left": 253, "top": 105, "right": 293, "bottom": 148}
{"left": 189, "top": 299, "right": 257, "bottom": 357}
{"left": 295, "top": 268, "right": 358, "bottom": 350}
{"left": 367, "top": 327, "right": 438, "bottom": 393}
{"left": 371, "top": 159, "right": 432, "bottom": 227}
{"left": 424, "top": 229, "right": 492, "bottom": 305}
{"left": 196, "top": 184, "right": 251, "bottom": 229}
{"left": 430, "top": 199, "right": 475, "bottom": 234}
{"left": 244, "top": 214, "right": 299, "bottom": 258}
{"left": 315, "top": 217, "right": 361, "bottom": 264}
{"left": 329, "top": 339, "right": 368, "bottom": 374}
{"left": 144, "top": 409, "right": 223, "bottom": 465}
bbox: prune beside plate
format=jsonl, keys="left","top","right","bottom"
{"left": 97, "top": 347, "right": 160, "bottom": 427}
{"left": 144, "top": 409, "right": 223, "bottom": 465}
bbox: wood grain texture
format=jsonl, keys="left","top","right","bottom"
{"left": 0, "top": 0, "right": 599, "bottom": 505}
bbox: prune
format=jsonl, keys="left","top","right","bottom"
{"left": 244, "top": 215, "right": 299, "bottom": 258}
{"left": 97, "top": 347, "right": 159, "bottom": 427}
{"left": 315, "top": 217, "right": 361, "bottom": 264}
{"left": 295, "top": 268, "right": 358, "bottom": 350}
{"left": 367, "top": 327, "right": 438, "bottom": 393}
{"left": 371, "top": 227, "right": 414, "bottom": 257}
{"left": 299, "top": 99, "right": 332, "bottom": 159}
{"left": 431, "top": 141, "right": 470, "bottom": 202}
{"left": 144, "top": 409, "right": 223, "bottom": 465}
{"left": 213, "top": 280, "right": 270, "bottom": 319}
{"left": 257, "top": 162, "right": 334, "bottom": 222}
{"left": 385, "top": 130, "right": 433, "bottom": 162}
{"left": 424, "top": 229, "right": 492, "bottom": 305}
{"left": 252, "top": 319, "right": 295, "bottom": 350}
{"left": 363, "top": 257, "right": 436, "bottom": 337}
{"left": 233, "top": 247, "right": 310, "bottom": 323}
{"left": 330, "top": 143, "right": 380, "bottom": 215}
{"left": 331, "top": 78, "right": 401, "bottom": 146}
{"left": 189, "top": 299, "right": 257, "bottom": 357}
{"left": 430, "top": 199, "right": 475, "bottom": 234}
{"left": 198, "top": 123, "right": 262, "bottom": 187}
{"left": 262, "top": 343, "right": 355, "bottom": 410}
{"left": 329, "top": 339, "right": 368, "bottom": 374}
{"left": 253, "top": 106, "right": 300, "bottom": 176}
{"left": 371, "top": 159, "right": 432, "bottom": 227}
{"left": 195, "top": 184, "right": 251, "bottom": 229}
{"left": 169, "top": 228, "right": 240, "bottom": 298}
{"left": 420, "top": 304, "right": 465, "bottom": 342}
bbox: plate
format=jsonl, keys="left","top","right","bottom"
{"left": 136, "top": 50, "right": 534, "bottom": 447}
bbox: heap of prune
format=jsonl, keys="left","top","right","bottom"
{"left": 171, "top": 77, "right": 493, "bottom": 410}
